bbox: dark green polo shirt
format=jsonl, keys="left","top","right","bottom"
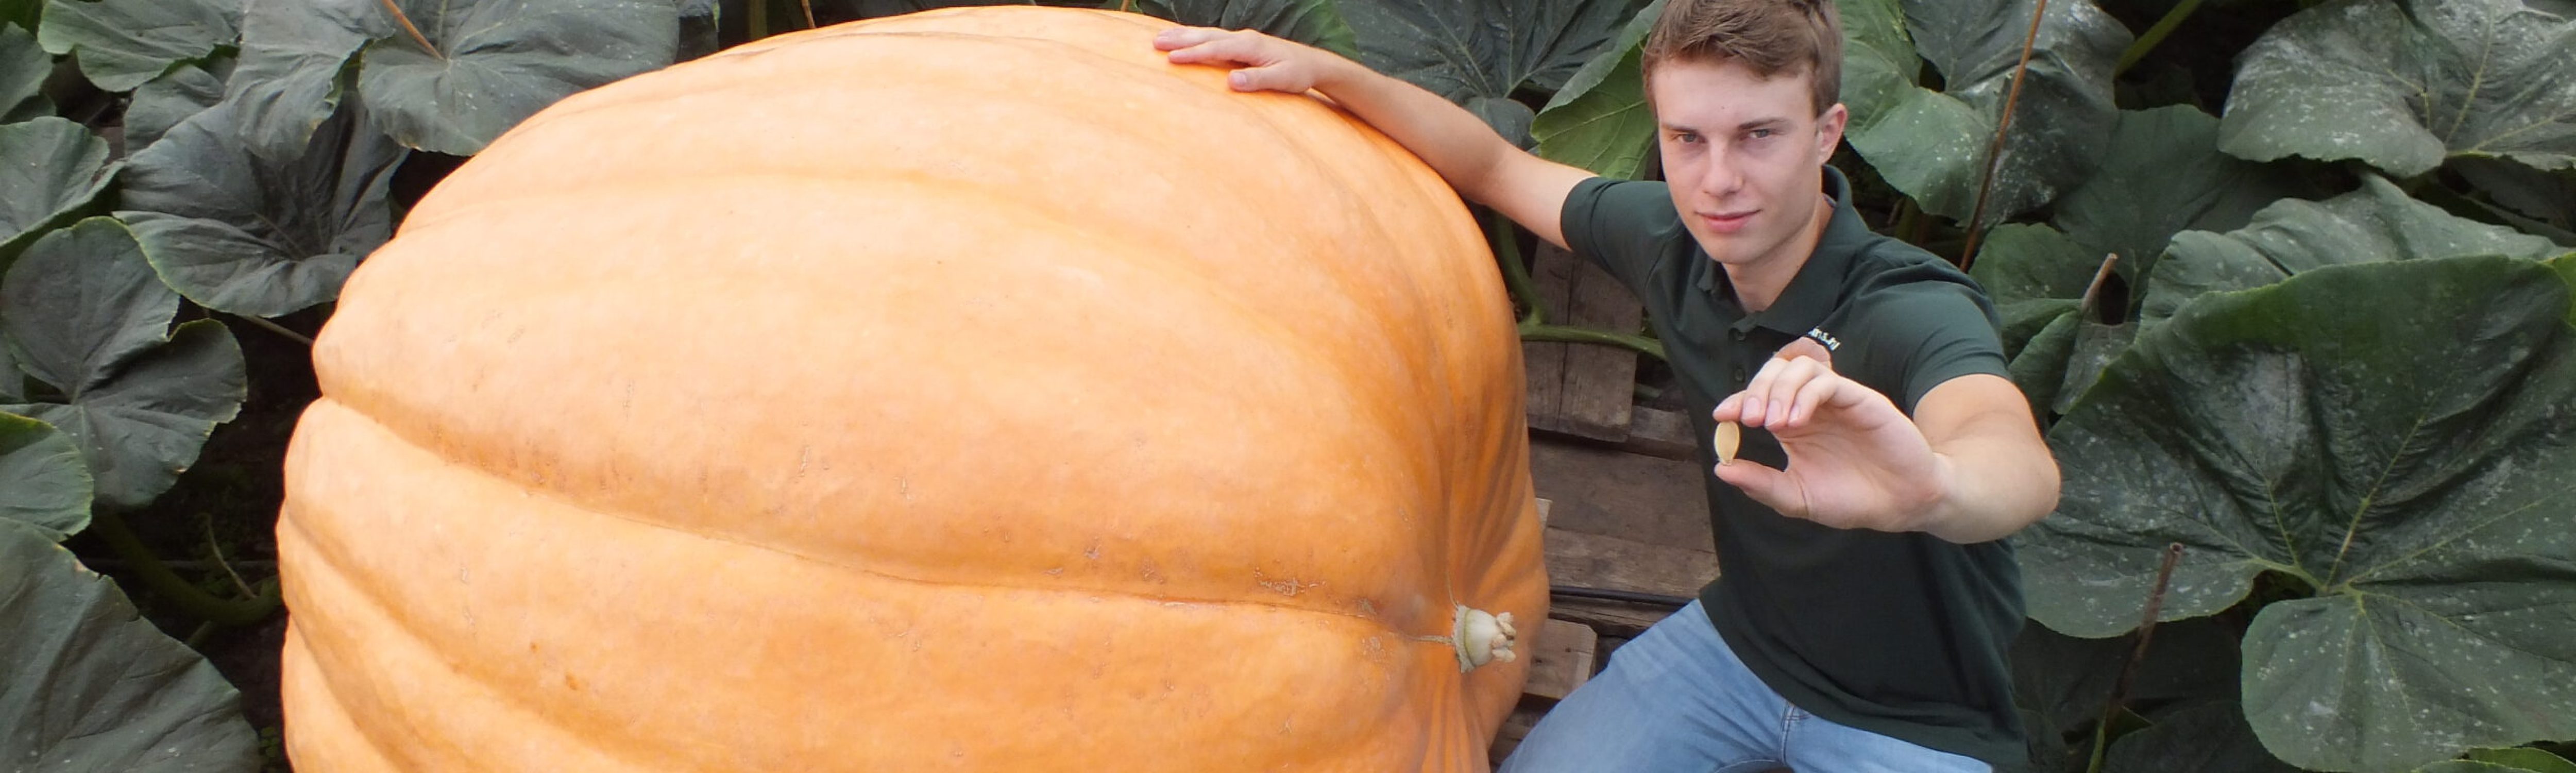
{"left": 1560, "top": 165, "right": 2026, "bottom": 766}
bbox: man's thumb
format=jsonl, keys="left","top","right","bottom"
{"left": 1713, "top": 459, "right": 1799, "bottom": 516}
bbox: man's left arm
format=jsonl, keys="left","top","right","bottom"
{"left": 1911, "top": 374, "right": 2060, "bottom": 543}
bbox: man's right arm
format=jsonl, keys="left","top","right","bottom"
{"left": 1155, "top": 27, "right": 1596, "bottom": 250}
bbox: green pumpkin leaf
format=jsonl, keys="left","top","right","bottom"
{"left": 357, "top": 0, "right": 679, "bottom": 155}
{"left": 1967, "top": 223, "right": 2136, "bottom": 416}
{"left": 2103, "top": 701, "right": 2299, "bottom": 773}
{"left": 1970, "top": 223, "right": 2098, "bottom": 350}
{"left": 1532, "top": 0, "right": 1662, "bottom": 180}
{"left": 2009, "top": 617, "right": 2242, "bottom": 736}
{"left": 1116, "top": 0, "right": 1359, "bottom": 59}
{"left": 2450, "top": 748, "right": 2576, "bottom": 773}
{"left": 1342, "top": 0, "right": 1640, "bottom": 146}
{"left": 2217, "top": 0, "right": 2576, "bottom": 178}
{"left": 1, "top": 219, "right": 246, "bottom": 511}
{"left": 124, "top": 57, "right": 230, "bottom": 152}
{"left": 2, "top": 220, "right": 178, "bottom": 396}
{"left": 0, "top": 117, "right": 115, "bottom": 267}
{"left": 2053, "top": 105, "right": 2308, "bottom": 283}
{"left": 2421, "top": 765, "right": 2553, "bottom": 773}
{"left": 0, "top": 412, "right": 89, "bottom": 540}
{"left": 2019, "top": 255, "right": 2576, "bottom": 771}
{"left": 34, "top": 0, "right": 242, "bottom": 92}
{"left": 0, "top": 519, "right": 260, "bottom": 771}
{"left": 220, "top": 0, "right": 374, "bottom": 157}
{"left": 2452, "top": 157, "right": 2576, "bottom": 236}
{"left": 2, "top": 22, "right": 53, "bottom": 121}
{"left": 2144, "top": 175, "right": 2570, "bottom": 327}
{"left": 1836, "top": 0, "right": 2128, "bottom": 226}
{"left": 117, "top": 98, "right": 402, "bottom": 317}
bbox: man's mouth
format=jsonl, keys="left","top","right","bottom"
{"left": 1701, "top": 211, "right": 1757, "bottom": 234}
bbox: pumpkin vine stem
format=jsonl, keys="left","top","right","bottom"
{"left": 2114, "top": 0, "right": 2205, "bottom": 77}
{"left": 1957, "top": 0, "right": 2050, "bottom": 271}
{"left": 374, "top": 0, "right": 438, "bottom": 57}
{"left": 1519, "top": 323, "right": 1666, "bottom": 361}
{"left": 2085, "top": 542, "right": 2184, "bottom": 773}
{"left": 89, "top": 509, "right": 283, "bottom": 628}
{"left": 1486, "top": 209, "right": 1546, "bottom": 327}
{"left": 234, "top": 314, "right": 314, "bottom": 347}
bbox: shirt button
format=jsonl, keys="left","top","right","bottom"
{"left": 1732, "top": 366, "right": 1747, "bottom": 384}
{"left": 1730, "top": 329, "right": 1747, "bottom": 341}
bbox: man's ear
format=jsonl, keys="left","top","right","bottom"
{"left": 1815, "top": 103, "right": 1850, "bottom": 158}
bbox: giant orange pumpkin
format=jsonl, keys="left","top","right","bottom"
{"left": 276, "top": 7, "right": 1547, "bottom": 771}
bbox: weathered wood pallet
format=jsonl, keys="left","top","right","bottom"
{"left": 1523, "top": 242, "right": 1645, "bottom": 443}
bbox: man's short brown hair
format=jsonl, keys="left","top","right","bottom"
{"left": 1641, "top": 0, "right": 1843, "bottom": 115}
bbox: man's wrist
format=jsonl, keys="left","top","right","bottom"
{"left": 1913, "top": 453, "right": 1988, "bottom": 543}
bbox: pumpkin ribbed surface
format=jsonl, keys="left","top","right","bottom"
{"left": 276, "top": 7, "right": 1546, "bottom": 771}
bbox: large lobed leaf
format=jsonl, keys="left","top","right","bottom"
{"left": 1118, "top": 0, "right": 1359, "bottom": 58}
{"left": 124, "top": 57, "right": 231, "bottom": 152}
{"left": 2219, "top": 0, "right": 2576, "bottom": 178}
{"left": 1343, "top": 0, "right": 1639, "bottom": 146}
{"left": 2019, "top": 255, "right": 2576, "bottom": 771}
{"left": 358, "top": 0, "right": 680, "bottom": 155}
{"left": 0, "top": 412, "right": 90, "bottom": 540}
{"left": 0, "top": 519, "right": 260, "bottom": 772}
{"left": 118, "top": 97, "right": 402, "bottom": 318}
{"left": 2051, "top": 105, "right": 2308, "bottom": 284}
{"left": 1970, "top": 223, "right": 2131, "bottom": 416}
{"left": 0, "top": 117, "right": 116, "bottom": 264}
{"left": 1836, "top": 0, "right": 2127, "bottom": 227}
{"left": 0, "top": 219, "right": 246, "bottom": 511}
{"left": 219, "top": 0, "right": 375, "bottom": 157}
{"left": 34, "top": 0, "right": 242, "bottom": 92}
{"left": 2, "top": 21, "right": 52, "bottom": 121}
{"left": 2144, "top": 175, "right": 2570, "bottom": 327}
{"left": 222, "top": 0, "right": 681, "bottom": 157}
{"left": 2103, "top": 701, "right": 2300, "bottom": 773}
{"left": 1531, "top": 0, "right": 1661, "bottom": 180}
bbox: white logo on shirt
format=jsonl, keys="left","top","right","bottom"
{"left": 1806, "top": 327, "right": 1842, "bottom": 351}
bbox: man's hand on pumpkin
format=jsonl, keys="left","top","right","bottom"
{"left": 1154, "top": 26, "right": 1353, "bottom": 94}
{"left": 1709, "top": 338, "right": 1947, "bottom": 533}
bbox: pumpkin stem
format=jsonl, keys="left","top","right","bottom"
{"left": 1448, "top": 605, "right": 1519, "bottom": 671}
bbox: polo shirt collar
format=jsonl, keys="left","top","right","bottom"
{"left": 1693, "top": 165, "right": 1870, "bottom": 337}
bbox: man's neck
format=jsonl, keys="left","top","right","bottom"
{"left": 1724, "top": 196, "right": 1836, "bottom": 313}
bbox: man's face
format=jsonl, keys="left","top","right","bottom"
{"left": 1648, "top": 58, "right": 1849, "bottom": 271}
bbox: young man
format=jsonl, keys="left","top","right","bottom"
{"left": 1158, "top": 1, "right": 2060, "bottom": 770}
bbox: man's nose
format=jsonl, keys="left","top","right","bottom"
{"left": 1697, "top": 149, "right": 1743, "bottom": 199}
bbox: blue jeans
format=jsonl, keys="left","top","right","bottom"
{"left": 1498, "top": 601, "right": 1992, "bottom": 773}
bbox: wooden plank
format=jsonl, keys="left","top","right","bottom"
{"left": 1528, "top": 439, "right": 1712, "bottom": 550}
{"left": 1521, "top": 618, "right": 1598, "bottom": 701}
{"left": 1541, "top": 526, "right": 1717, "bottom": 639}
{"left": 1557, "top": 250, "right": 1643, "bottom": 437}
{"left": 1549, "top": 598, "right": 1677, "bottom": 640}
{"left": 1521, "top": 240, "right": 1579, "bottom": 432}
{"left": 1545, "top": 527, "right": 1718, "bottom": 600}
{"left": 1523, "top": 242, "right": 1639, "bottom": 443}
{"left": 1615, "top": 405, "right": 1700, "bottom": 461}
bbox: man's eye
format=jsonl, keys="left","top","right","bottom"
{"left": 1674, "top": 133, "right": 1702, "bottom": 144}
{"left": 1747, "top": 128, "right": 1775, "bottom": 140}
